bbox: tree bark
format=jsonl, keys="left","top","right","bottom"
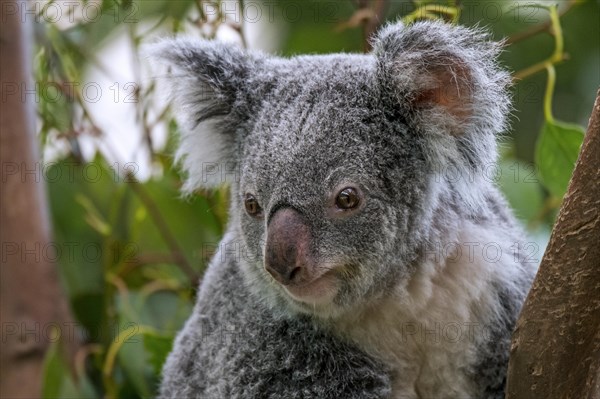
{"left": 505, "top": 89, "right": 600, "bottom": 398}
{"left": 0, "top": 1, "right": 79, "bottom": 397}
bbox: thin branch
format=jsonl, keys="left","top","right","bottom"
{"left": 347, "top": 0, "right": 390, "bottom": 52}
{"left": 70, "top": 94, "right": 199, "bottom": 282}
{"left": 513, "top": 53, "right": 568, "bottom": 81}
{"left": 235, "top": 0, "right": 248, "bottom": 48}
{"left": 505, "top": 0, "right": 577, "bottom": 45}
{"left": 364, "top": 0, "right": 389, "bottom": 52}
{"left": 126, "top": 175, "right": 199, "bottom": 282}
{"left": 117, "top": 252, "right": 183, "bottom": 277}
{"left": 512, "top": 4, "right": 567, "bottom": 82}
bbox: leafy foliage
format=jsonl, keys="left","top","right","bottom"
{"left": 535, "top": 120, "right": 585, "bottom": 198}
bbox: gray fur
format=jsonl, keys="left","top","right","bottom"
{"left": 151, "top": 21, "right": 536, "bottom": 398}
{"left": 159, "top": 233, "right": 392, "bottom": 398}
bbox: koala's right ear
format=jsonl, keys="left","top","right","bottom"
{"left": 148, "top": 38, "right": 260, "bottom": 192}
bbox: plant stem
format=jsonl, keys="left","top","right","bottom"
{"left": 513, "top": 4, "right": 566, "bottom": 82}
{"left": 544, "top": 64, "right": 556, "bottom": 123}
{"left": 506, "top": 0, "right": 576, "bottom": 45}
{"left": 549, "top": 5, "right": 564, "bottom": 62}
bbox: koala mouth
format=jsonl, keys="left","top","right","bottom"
{"left": 280, "top": 269, "right": 339, "bottom": 305}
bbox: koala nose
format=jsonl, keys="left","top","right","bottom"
{"left": 265, "top": 208, "right": 313, "bottom": 286}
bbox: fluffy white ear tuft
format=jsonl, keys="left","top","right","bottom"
{"left": 147, "top": 38, "right": 257, "bottom": 192}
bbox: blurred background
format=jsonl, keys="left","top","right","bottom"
{"left": 1, "top": 0, "right": 598, "bottom": 398}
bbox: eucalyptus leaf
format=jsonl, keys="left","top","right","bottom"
{"left": 41, "top": 341, "right": 88, "bottom": 399}
{"left": 535, "top": 120, "right": 585, "bottom": 198}
{"left": 144, "top": 333, "right": 175, "bottom": 375}
{"left": 115, "top": 318, "right": 153, "bottom": 398}
{"left": 41, "top": 342, "right": 63, "bottom": 399}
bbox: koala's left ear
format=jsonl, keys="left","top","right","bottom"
{"left": 148, "top": 38, "right": 262, "bottom": 192}
{"left": 373, "top": 21, "right": 511, "bottom": 139}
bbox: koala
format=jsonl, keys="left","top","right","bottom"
{"left": 151, "top": 20, "right": 537, "bottom": 399}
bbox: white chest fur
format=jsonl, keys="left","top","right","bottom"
{"left": 331, "top": 222, "right": 521, "bottom": 398}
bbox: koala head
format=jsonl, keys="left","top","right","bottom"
{"left": 151, "top": 21, "right": 510, "bottom": 319}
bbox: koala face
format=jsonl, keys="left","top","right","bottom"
{"left": 151, "top": 21, "right": 510, "bottom": 319}
{"left": 236, "top": 56, "right": 429, "bottom": 317}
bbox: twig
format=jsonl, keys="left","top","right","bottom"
{"left": 513, "top": 53, "right": 568, "bottom": 81}
{"left": 364, "top": 0, "right": 389, "bottom": 52}
{"left": 236, "top": 0, "right": 248, "bottom": 48}
{"left": 85, "top": 127, "right": 199, "bottom": 282}
{"left": 505, "top": 0, "right": 577, "bottom": 45}
{"left": 512, "top": 5, "right": 566, "bottom": 82}
{"left": 347, "top": 0, "right": 390, "bottom": 52}
{"left": 126, "top": 174, "right": 199, "bottom": 282}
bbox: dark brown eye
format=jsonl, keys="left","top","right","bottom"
{"left": 244, "top": 193, "right": 262, "bottom": 217}
{"left": 335, "top": 187, "right": 360, "bottom": 210}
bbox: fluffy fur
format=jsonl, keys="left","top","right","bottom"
{"left": 151, "top": 21, "right": 536, "bottom": 399}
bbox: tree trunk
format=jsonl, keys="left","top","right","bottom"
{"left": 0, "top": 1, "right": 79, "bottom": 397}
{"left": 505, "top": 89, "right": 600, "bottom": 398}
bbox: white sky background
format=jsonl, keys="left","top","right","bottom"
{"left": 40, "top": 0, "right": 285, "bottom": 180}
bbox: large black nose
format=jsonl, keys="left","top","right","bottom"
{"left": 265, "top": 208, "right": 313, "bottom": 286}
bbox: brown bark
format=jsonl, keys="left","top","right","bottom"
{"left": 505, "top": 89, "right": 600, "bottom": 398}
{"left": 0, "top": 1, "right": 79, "bottom": 397}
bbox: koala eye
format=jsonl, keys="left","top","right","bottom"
{"left": 244, "top": 193, "right": 263, "bottom": 218}
{"left": 335, "top": 187, "right": 361, "bottom": 210}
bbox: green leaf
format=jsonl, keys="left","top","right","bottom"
{"left": 144, "top": 333, "right": 174, "bottom": 375}
{"left": 131, "top": 168, "right": 223, "bottom": 274}
{"left": 41, "top": 339, "right": 90, "bottom": 399}
{"left": 46, "top": 159, "right": 112, "bottom": 334}
{"left": 71, "top": 293, "right": 105, "bottom": 340}
{"left": 535, "top": 120, "right": 585, "bottom": 198}
{"left": 115, "top": 320, "right": 152, "bottom": 398}
{"left": 42, "top": 341, "right": 64, "bottom": 399}
{"left": 498, "top": 157, "right": 544, "bottom": 223}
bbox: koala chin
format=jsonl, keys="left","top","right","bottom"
{"left": 151, "top": 20, "right": 537, "bottom": 399}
